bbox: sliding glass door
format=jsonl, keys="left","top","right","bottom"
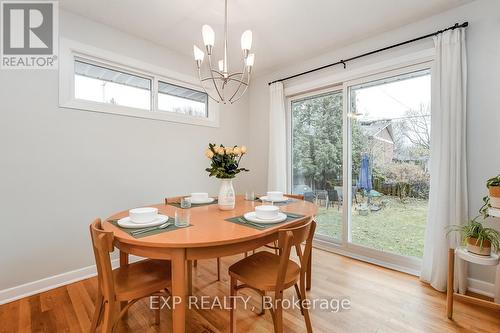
{"left": 291, "top": 89, "right": 343, "bottom": 242}
{"left": 348, "top": 69, "right": 431, "bottom": 258}
{"left": 289, "top": 65, "right": 432, "bottom": 271}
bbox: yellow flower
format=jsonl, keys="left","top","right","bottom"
{"left": 233, "top": 146, "right": 241, "bottom": 155}
{"left": 240, "top": 145, "right": 247, "bottom": 154}
{"left": 205, "top": 149, "right": 214, "bottom": 159}
{"left": 225, "top": 147, "right": 233, "bottom": 154}
{"left": 216, "top": 146, "right": 225, "bottom": 155}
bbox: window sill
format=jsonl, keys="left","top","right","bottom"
{"left": 61, "top": 99, "right": 219, "bottom": 127}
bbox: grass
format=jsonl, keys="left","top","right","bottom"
{"left": 315, "top": 196, "right": 428, "bottom": 258}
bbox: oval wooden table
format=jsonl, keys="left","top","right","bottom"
{"left": 104, "top": 195, "right": 317, "bottom": 333}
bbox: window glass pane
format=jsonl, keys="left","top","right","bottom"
{"left": 74, "top": 60, "right": 151, "bottom": 110}
{"left": 158, "top": 81, "right": 208, "bottom": 118}
{"left": 291, "top": 91, "right": 343, "bottom": 241}
{"left": 349, "top": 69, "right": 431, "bottom": 258}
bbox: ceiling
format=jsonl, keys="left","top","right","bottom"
{"left": 60, "top": 0, "right": 474, "bottom": 75}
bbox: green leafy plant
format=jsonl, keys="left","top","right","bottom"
{"left": 447, "top": 218, "right": 500, "bottom": 252}
{"left": 205, "top": 143, "right": 249, "bottom": 179}
{"left": 486, "top": 174, "right": 500, "bottom": 188}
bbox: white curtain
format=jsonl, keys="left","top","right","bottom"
{"left": 420, "top": 28, "right": 468, "bottom": 292}
{"left": 268, "top": 82, "right": 287, "bottom": 192}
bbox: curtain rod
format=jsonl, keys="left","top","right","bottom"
{"left": 268, "top": 21, "right": 468, "bottom": 86}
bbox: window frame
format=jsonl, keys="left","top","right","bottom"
{"left": 59, "top": 38, "right": 219, "bottom": 127}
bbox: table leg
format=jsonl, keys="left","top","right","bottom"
{"left": 447, "top": 249, "right": 454, "bottom": 319}
{"left": 187, "top": 260, "right": 193, "bottom": 296}
{"left": 172, "top": 249, "right": 186, "bottom": 333}
{"left": 119, "top": 251, "right": 129, "bottom": 314}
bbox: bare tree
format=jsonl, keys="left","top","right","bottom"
{"left": 401, "top": 104, "right": 431, "bottom": 150}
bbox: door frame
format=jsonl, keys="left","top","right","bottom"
{"left": 286, "top": 56, "right": 434, "bottom": 276}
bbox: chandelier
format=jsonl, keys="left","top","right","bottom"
{"left": 193, "top": 0, "right": 254, "bottom": 104}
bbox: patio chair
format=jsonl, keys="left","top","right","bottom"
{"left": 334, "top": 186, "right": 343, "bottom": 210}
{"left": 315, "top": 190, "right": 328, "bottom": 208}
{"left": 304, "top": 191, "right": 315, "bottom": 203}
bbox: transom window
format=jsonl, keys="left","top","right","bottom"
{"left": 60, "top": 39, "right": 217, "bottom": 127}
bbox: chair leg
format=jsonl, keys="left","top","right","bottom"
{"left": 90, "top": 293, "right": 104, "bottom": 333}
{"left": 217, "top": 257, "right": 221, "bottom": 281}
{"left": 155, "top": 304, "right": 160, "bottom": 326}
{"left": 306, "top": 248, "right": 312, "bottom": 291}
{"left": 299, "top": 280, "right": 313, "bottom": 333}
{"left": 294, "top": 284, "right": 304, "bottom": 316}
{"left": 101, "top": 301, "right": 117, "bottom": 333}
{"left": 230, "top": 276, "right": 237, "bottom": 333}
{"left": 273, "top": 293, "right": 284, "bottom": 333}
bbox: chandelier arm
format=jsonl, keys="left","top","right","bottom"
{"left": 226, "top": 72, "right": 245, "bottom": 78}
{"left": 228, "top": 66, "right": 248, "bottom": 102}
{"left": 207, "top": 55, "right": 225, "bottom": 101}
{"left": 198, "top": 68, "right": 223, "bottom": 103}
{"left": 230, "top": 72, "right": 251, "bottom": 104}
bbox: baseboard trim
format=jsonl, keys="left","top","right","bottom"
{"left": 467, "top": 277, "right": 496, "bottom": 298}
{"left": 0, "top": 255, "right": 143, "bottom": 305}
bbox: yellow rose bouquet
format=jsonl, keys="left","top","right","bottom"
{"left": 205, "top": 143, "right": 249, "bottom": 179}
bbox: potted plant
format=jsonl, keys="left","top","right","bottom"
{"left": 205, "top": 143, "right": 249, "bottom": 210}
{"left": 487, "top": 174, "right": 500, "bottom": 209}
{"left": 447, "top": 218, "right": 500, "bottom": 256}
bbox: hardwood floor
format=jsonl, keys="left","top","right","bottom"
{"left": 1, "top": 249, "right": 499, "bottom": 332}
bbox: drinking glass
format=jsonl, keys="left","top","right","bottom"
{"left": 180, "top": 197, "right": 191, "bottom": 209}
{"left": 245, "top": 191, "right": 256, "bottom": 201}
{"left": 175, "top": 209, "right": 190, "bottom": 227}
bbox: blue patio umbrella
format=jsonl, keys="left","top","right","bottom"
{"left": 358, "top": 153, "right": 373, "bottom": 192}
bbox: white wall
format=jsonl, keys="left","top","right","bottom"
{"left": 0, "top": 10, "right": 250, "bottom": 292}
{"left": 247, "top": 0, "right": 500, "bottom": 285}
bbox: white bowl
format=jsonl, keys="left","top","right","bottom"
{"left": 255, "top": 205, "right": 280, "bottom": 220}
{"left": 129, "top": 207, "right": 158, "bottom": 224}
{"left": 191, "top": 192, "right": 209, "bottom": 201}
{"left": 267, "top": 191, "right": 285, "bottom": 201}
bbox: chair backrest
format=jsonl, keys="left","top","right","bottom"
{"left": 275, "top": 220, "right": 316, "bottom": 292}
{"left": 90, "top": 219, "right": 116, "bottom": 301}
{"left": 334, "top": 186, "right": 343, "bottom": 199}
{"left": 284, "top": 194, "right": 305, "bottom": 200}
{"left": 165, "top": 196, "right": 184, "bottom": 205}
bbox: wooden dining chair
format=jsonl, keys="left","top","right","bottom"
{"left": 262, "top": 193, "right": 312, "bottom": 290}
{"left": 165, "top": 197, "right": 221, "bottom": 281}
{"left": 89, "top": 219, "right": 171, "bottom": 333}
{"left": 229, "top": 220, "right": 316, "bottom": 333}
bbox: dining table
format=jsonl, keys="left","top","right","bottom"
{"left": 103, "top": 195, "right": 318, "bottom": 333}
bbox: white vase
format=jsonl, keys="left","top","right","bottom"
{"left": 218, "top": 179, "right": 235, "bottom": 210}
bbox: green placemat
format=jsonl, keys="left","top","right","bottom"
{"left": 167, "top": 199, "right": 218, "bottom": 209}
{"left": 225, "top": 213, "right": 305, "bottom": 230}
{"left": 107, "top": 218, "right": 191, "bottom": 238}
{"left": 255, "top": 198, "right": 298, "bottom": 206}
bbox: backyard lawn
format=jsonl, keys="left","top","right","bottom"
{"left": 315, "top": 196, "right": 428, "bottom": 258}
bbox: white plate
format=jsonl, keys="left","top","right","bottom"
{"left": 259, "top": 196, "right": 289, "bottom": 203}
{"left": 117, "top": 215, "right": 169, "bottom": 229}
{"left": 243, "top": 212, "right": 287, "bottom": 224}
{"left": 188, "top": 197, "right": 215, "bottom": 204}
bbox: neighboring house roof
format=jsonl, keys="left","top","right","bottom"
{"left": 360, "top": 120, "right": 394, "bottom": 144}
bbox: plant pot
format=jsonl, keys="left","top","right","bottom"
{"left": 489, "top": 186, "right": 500, "bottom": 208}
{"left": 218, "top": 179, "right": 235, "bottom": 211}
{"left": 466, "top": 237, "right": 492, "bottom": 256}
